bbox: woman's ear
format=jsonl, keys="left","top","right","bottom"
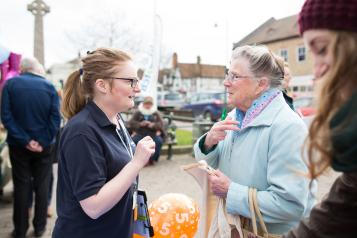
{"left": 94, "top": 79, "right": 108, "bottom": 94}
{"left": 256, "top": 77, "right": 270, "bottom": 95}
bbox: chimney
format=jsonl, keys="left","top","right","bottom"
{"left": 194, "top": 56, "right": 202, "bottom": 77}
{"left": 197, "top": 55, "right": 201, "bottom": 65}
{"left": 172, "top": 52, "right": 178, "bottom": 69}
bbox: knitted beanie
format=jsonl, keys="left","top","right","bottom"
{"left": 298, "top": 0, "right": 357, "bottom": 34}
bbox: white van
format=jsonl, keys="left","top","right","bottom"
{"left": 157, "top": 91, "right": 184, "bottom": 109}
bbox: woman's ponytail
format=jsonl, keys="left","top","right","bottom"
{"left": 61, "top": 70, "right": 87, "bottom": 119}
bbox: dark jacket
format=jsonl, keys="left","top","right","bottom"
{"left": 283, "top": 90, "right": 295, "bottom": 111}
{"left": 0, "top": 72, "right": 61, "bottom": 147}
{"left": 284, "top": 91, "right": 357, "bottom": 238}
{"left": 284, "top": 172, "right": 357, "bottom": 238}
{"left": 128, "top": 109, "right": 164, "bottom": 138}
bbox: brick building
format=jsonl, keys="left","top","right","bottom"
{"left": 234, "top": 15, "right": 314, "bottom": 98}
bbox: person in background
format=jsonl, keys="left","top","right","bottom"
{"left": 53, "top": 48, "right": 155, "bottom": 238}
{"left": 282, "top": 62, "right": 295, "bottom": 111}
{"left": 275, "top": 55, "right": 295, "bottom": 111}
{"left": 194, "top": 45, "right": 315, "bottom": 235}
{"left": 128, "top": 96, "right": 164, "bottom": 165}
{"left": 1, "top": 57, "right": 61, "bottom": 238}
{"left": 284, "top": 0, "right": 357, "bottom": 237}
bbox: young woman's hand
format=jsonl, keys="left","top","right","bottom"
{"left": 132, "top": 136, "right": 156, "bottom": 168}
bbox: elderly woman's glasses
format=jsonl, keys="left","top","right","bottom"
{"left": 225, "top": 71, "right": 255, "bottom": 82}
{"left": 106, "top": 77, "right": 139, "bottom": 88}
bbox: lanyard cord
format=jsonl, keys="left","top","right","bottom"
{"left": 115, "top": 114, "right": 133, "bottom": 159}
{"left": 115, "top": 114, "right": 138, "bottom": 210}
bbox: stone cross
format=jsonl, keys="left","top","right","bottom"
{"left": 27, "top": 0, "right": 50, "bottom": 66}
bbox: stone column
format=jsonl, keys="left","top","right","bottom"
{"left": 27, "top": 0, "right": 50, "bottom": 66}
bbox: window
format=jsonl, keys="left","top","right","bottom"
{"left": 215, "top": 93, "right": 226, "bottom": 101}
{"left": 190, "top": 95, "right": 199, "bottom": 103}
{"left": 297, "top": 46, "right": 306, "bottom": 62}
{"left": 164, "top": 93, "right": 182, "bottom": 100}
{"left": 294, "top": 97, "right": 313, "bottom": 108}
{"left": 199, "top": 93, "right": 209, "bottom": 102}
{"left": 300, "top": 86, "right": 307, "bottom": 92}
{"left": 279, "top": 49, "right": 288, "bottom": 62}
{"left": 292, "top": 86, "right": 299, "bottom": 92}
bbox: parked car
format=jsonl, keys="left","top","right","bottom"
{"left": 157, "top": 91, "right": 185, "bottom": 109}
{"left": 293, "top": 96, "right": 316, "bottom": 117}
{"left": 181, "top": 92, "right": 227, "bottom": 121}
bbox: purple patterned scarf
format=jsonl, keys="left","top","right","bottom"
{"left": 235, "top": 88, "right": 281, "bottom": 131}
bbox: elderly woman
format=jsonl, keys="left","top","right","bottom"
{"left": 194, "top": 45, "right": 315, "bottom": 235}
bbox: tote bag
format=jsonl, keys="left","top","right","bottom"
{"left": 208, "top": 188, "right": 282, "bottom": 238}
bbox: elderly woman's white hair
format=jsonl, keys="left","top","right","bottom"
{"left": 20, "top": 57, "right": 46, "bottom": 76}
{"left": 231, "top": 45, "right": 285, "bottom": 89}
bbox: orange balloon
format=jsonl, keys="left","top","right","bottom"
{"left": 148, "top": 193, "right": 200, "bottom": 238}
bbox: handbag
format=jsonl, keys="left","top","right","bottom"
{"left": 133, "top": 190, "right": 154, "bottom": 238}
{"left": 208, "top": 188, "right": 281, "bottom": 238}
{"left": 241, "top": 188, "right": 281, "bottom": 238}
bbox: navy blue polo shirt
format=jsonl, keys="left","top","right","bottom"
{"left": 53, "top": 101, "right": 136, "bottom": 238}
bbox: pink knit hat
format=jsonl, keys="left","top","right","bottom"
{"left": 298, "top": 0, "right": 357, "bottom": 34}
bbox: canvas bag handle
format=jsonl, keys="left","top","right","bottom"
{"left": 248, "top": 188, "right": 269, "bottom": 236}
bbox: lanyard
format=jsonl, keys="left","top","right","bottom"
{"left": 115, "top": 114, "right": 138, "bottom": 212}
{"left": 115, "top": 114, "right": 133, "bottom": 159}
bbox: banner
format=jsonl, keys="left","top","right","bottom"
{"left": 140, "top": 14, "right": 162, "bottom": 109}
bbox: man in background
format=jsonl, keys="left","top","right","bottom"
{"left": 128, "top": 96, "right": 164, "bottom": 165}
{"left": 1, "top": 57, "right": 61, "bottom": 238}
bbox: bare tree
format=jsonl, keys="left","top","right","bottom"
{"left": 65, "top": 10, "right": 172, "bottom": 69}
{"left": 66, "top": 12, "right": 146, "bottom": 61}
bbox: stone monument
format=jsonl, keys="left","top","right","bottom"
{"left": 27, "top": 0, "right": 50, "bottom": 66}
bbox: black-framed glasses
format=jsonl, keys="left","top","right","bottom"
{"left": 106, "top": 77, "right": 139, "bottom": 88}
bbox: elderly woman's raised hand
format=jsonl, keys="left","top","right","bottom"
{"left": 132, "top": 136, "right": 156, "bottom": 168}
{"left": 204, "top": 117, "right": 239, "bottom": 150}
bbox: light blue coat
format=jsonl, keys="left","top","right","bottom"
{"left": 194, "top": 93, "right": 316, "bottom": 235}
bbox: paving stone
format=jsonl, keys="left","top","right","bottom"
{"left": 0, "top": 154, "right": 339, "bottom": 237}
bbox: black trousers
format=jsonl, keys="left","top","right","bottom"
{"left": 9, "top": 145, "right": 53, "bottom": 237}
